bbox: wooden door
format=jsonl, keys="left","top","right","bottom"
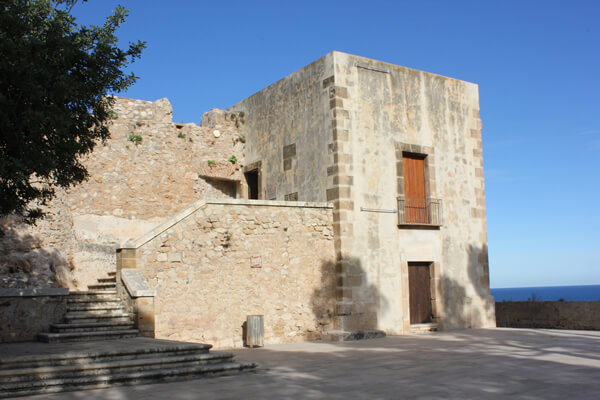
{"left": 403, "top": 154, "right": 426, "bottom": 223}
{"left": 408, "top": 262, "right": 432, "bottom": 324}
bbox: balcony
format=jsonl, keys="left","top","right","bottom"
{"left": 397, "top": 196, "right": 443, "bottom": 227}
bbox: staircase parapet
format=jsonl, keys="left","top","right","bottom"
{"left": 120, "top": 269, "right": 156, "bottom": 298}
{"left": 117, "top": 198, "right": 333, "bottom": 251}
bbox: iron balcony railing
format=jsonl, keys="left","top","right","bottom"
{"left": 397, "top": 196, "right": 443, "bottom": 226}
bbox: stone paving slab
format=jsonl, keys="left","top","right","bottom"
{"left": 5, "top": 328, "right": 600, "bottom": 399}
{"left": 0, "top": 337, "right": 210, "bottom": 362}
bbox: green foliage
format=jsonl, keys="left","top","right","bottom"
{"left": 228, "top": 111, "right": 245, "bottom": 128}
{"left": 207, "top": 160, "right": 216, "bottom": 167}
{"left": 128, "top": 134, "right": 142, "bottom": 146}
{"left": 177, "top": 132, "right": 186, "bottom": 139}
{"left": 0, "top": 0, "right": 145, "bottom": 222}
{"left": 228, "top": 155, "right": 238, "bottom": 164}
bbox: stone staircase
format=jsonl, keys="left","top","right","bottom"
{"left": 38, "top": 272, "right": 139, "bottom": 343}
{"left": 0, "top": 338, "right": 257, "bottom": 398}
{"left": 0, "top": 271, "right": 258, "bottom": 397}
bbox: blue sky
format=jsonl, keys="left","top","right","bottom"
{"left": 72, "top": 1, "right": 600, "bottom": 288}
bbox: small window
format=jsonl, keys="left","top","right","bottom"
{"left": 245, "top": 170, "right": 259, "bottom": 200}
{"left": 284, "top": 192, "right": 298, "bottom": 201}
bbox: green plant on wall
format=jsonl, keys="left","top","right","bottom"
{"left": 128, "top": 134, "right": 142, "bottom": 146}
{"left": 229, "top": 111, "right": 245, "bottom": 128}
{"left": 207, "top": 160, "right": 216, "bottom": 167}
{"left": 228, "top": 155, "right": 237, "bottom": 164}
{"left": 177, "top": 132, "right": 186, "bottom": 139}
{"left": 222, "top": 231, "right": 231, "bottom": 248}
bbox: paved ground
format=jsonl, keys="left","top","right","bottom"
{"left": 0, "top": 337, "right": 210, "bottom": 360}
{"left": 6, "top": 328, "right": 600, "bottom": 399}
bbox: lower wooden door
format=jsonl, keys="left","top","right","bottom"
{"left": 408, "top": 262, "right": 433, "bottom": 324}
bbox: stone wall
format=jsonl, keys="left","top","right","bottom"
{"left": 0, "top": 289, "right": 68, "bottom": 342}
{"left": 2, "top": 97, "right": 247, "bottom": 290}
{"left": 0, "top": 190, "right": 76, "bottom": 289}
{"left": 496, "top": 301, "right": 600, "bottom": 330}
{"left": 118, "top": 199, "right": 336, "bottom": 349}
{"left": 231, "top": 54, "right": 334, "bottom": 201}
{"left": 69, "top": 98, "right": 246, "bottom": 221}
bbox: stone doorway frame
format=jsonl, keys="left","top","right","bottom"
{"left": 401, "top": 259, "right": 443, "bottom": 332}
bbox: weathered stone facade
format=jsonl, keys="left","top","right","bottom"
{"left": 69, "top": 98, "right": 246, "bottom": 221}
{"left": 117, "top": 200, "right": 336, "bottom": 348}
{"left": 233, "top": 51, "right": 495, "bottom": 334}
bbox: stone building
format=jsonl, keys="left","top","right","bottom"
{"left": 0, "top": 52, "right": 495, "bottom": 346}
{"left": 232, "top": 51, "right": 495, "bottom": 334}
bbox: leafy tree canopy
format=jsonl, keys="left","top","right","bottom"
{"left": 0, "top": 0, "right": 145, "bottom": 222}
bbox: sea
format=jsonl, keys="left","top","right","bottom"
{"left": 491, "top": 285, "right": 600, "bottom": 302}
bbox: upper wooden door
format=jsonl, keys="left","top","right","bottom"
{"left": 403, "top": 154, "right": 426, "bottom": 223}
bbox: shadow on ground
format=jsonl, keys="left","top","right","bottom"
{"left": 23, "top": 328, "right": 600, "bottom": 400}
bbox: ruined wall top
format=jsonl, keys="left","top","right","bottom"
{"left": 201, "top": 108, "right": 245, "bottom": 129}
{"left": 112, "top": 97, "right": 173, "bottom": 123}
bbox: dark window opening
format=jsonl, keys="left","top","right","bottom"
{"left": 245, "top": 170, "right": 259, "bottom": 200}
{"left": 284, "top": 192, "right": 298, "bottom": 201}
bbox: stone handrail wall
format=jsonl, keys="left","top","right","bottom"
{"left": 496, "top": 301, "right": 600, "bottom": 330}
{"left": 117, "top": 199, "right": 336, "bottom": 348}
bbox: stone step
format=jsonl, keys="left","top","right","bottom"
{"left": 410, "top": 323, "right": 438, "bottom": 334}
{"left": 69, "top": 289, "right": 117, "bottom": 296}
{"left": 0, "top": 361, "right": 256, "bottom": 398}
{"left": 50, "top": 322, "right": 135, "bottom": 333}
{"left": 88, "top": 283, "right": 117, "bottom": 290}
{"left": 38, "top": 329, "right": 140, "bottom": 343}
{"left": 0, "top": 351, "right": 235, "bottom": 384}
{"left": 70, "top": 290, "right": 117, "bottom": 298}
{"left": 64, "top": 313, "right": 133, "bottom": 325}
{"left": 321, "top": 329, "right": 387, "bottom": 342}
{"left": 68, "top": 295, "right": 119, "bottom": 303}
{"left": 107, "top": 271, "right": 116, "bottom": 276}
{"left": 67, "top": 290, "right": 118, "bottom": 301}
{"left": 0, "top": 341, "right": 212, "bottom": 370}
{"left": 67, "top": 302, "right": 124, "bottom": 312}
{"left": 65, "top": 309, "right": 131, "bottom": 317}
{"left": 97, "top": 277, "right": 116, "bottom": 284}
